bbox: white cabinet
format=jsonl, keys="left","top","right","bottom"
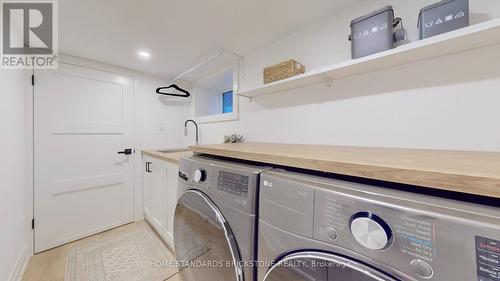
{"left": 143, "top": 156, "right": 153, "bottom": 221}
{"left": 165, "top": 161, "right": 179, "bottom": 239}
{"left": 143, "top": 156, "right": 166, "bottom": 235}
{"left": 142, "top": 155, "right": 179, "bottom": 249}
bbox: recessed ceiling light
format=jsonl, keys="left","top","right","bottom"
{"left": 137, "top": 51, "right": 151, "bottom": 59}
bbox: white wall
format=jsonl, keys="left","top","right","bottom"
{"left": 192, "top": 0, "right": 500, "bottom": 151}
{"left": 135, "top": 74, "right": 190, "bottom": 150}
{"left": 134, "top": 73, "right": 190, "bottom": 219}
{"left": 0, "top": 70, "right": 31, "bottom": 281}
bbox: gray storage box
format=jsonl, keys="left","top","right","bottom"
{"left": 418, "top": 0, "right": 469, "bottom": 39}
{"left": 349, "top": 6, "right": 394, "bottom": 59}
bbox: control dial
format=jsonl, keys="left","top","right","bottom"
{"left": 194, "top": 168, "right": 207, "bottom": 183}
{"left": 350, "top": 212, "right": 392, "bottom": 250}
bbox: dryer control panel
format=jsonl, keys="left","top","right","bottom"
{"left": 314, "top": 190, "right": 438, "bottom": 279}
{"left": 475, "top": 236, "right": 500, "bottom": 281}
{"left": 260, "top": 170, "right": 500, "bottom": 281}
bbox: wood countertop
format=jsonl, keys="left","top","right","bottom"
{"left": 142, "top": 149, "right": 192, "bottom": 164}
{"left": 190, "top": 143, "right": 500, "bottom": 199}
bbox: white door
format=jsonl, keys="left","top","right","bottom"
{"left": 34, "top": 62, "right": 134, "bottom": 253}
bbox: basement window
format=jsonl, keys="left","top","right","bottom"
{"left": 193, "top": 67, "right": 239, "bottom": 123}
{"left": 222, "top": 91, "right": 233, "bottom": 113}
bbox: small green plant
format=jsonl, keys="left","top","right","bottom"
{"left": 224, "top": 133, "right": 245, "bottom": 143}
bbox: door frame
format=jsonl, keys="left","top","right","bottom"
{"left": 27, "top": 55, "right": 141, "bottom": 254}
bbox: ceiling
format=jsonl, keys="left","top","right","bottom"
{"left": 59, "top": 0, "right": 357, "bottom": 78}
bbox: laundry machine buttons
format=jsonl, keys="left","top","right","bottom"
{"left": 349, "top": 212, "right": 392, "bottom": 250}
{"left": 325, "top": 227, "right": 338, "bottom": 241}
{"left": 410, "top": 259, "right": 433, "bottom": 279}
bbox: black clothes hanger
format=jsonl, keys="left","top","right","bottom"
{"left": 156, "top": 84, "right": 191, "bottom": 97}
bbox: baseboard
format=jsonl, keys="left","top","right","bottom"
{"left": 7, "top": 242, "right": 31, "bottom": 281}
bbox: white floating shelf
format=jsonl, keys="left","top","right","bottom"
{"left": 237, "top": 19, "right": 500, "bottom": 98}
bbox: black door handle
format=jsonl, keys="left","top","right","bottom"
{"left": 118, "top": 149, "right": 133, "bottom": 155}
{"left": 146, "top": 162, "right": 152, "bottom": 173}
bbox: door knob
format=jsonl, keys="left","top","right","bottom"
{"left": 118, "top": 149, "right": 133, "bottom": 155}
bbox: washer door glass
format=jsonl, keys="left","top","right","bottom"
{"left": 263, "top": 252, "right": 398, "bottom": 281}
{"left": 174, "top": 190, "right": 243, "bottom": 281}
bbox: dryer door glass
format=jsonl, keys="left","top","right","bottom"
{"left": 174, "top": 190, "right": 243, "bottom": 281}
{"left": 263, "top": 252, "right": 397, "bottom": 281}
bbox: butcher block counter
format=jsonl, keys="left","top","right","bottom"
{"left": 190, "top": 143, "right": 500, "bottom": 199}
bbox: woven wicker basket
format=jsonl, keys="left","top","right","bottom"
{"left": 263, "top": 59, "right": 305, "bottom": 84}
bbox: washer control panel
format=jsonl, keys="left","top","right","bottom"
{"left": 179, "top": 156, "right": 268, "bottom": 215}
{"left": 217, "top": 171, "right": 249, "bottom": 196}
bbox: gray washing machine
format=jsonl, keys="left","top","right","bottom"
{"left": 174, "top": 156, "right": 269, "bottom": 281}
{"left": 258, "top": 169, "right": 500, "bottom": 281}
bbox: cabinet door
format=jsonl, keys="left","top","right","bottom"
{"left": 150, "top": 158, "right": 166, "bottom": 233}
{"left": 143, "top": 156, "right": 154, "bottom": 220}
{"left": 165, "top": 161, "right": 179, "bottom": 242}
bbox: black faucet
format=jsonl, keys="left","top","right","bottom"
{"left": 184, "top": 119, "right": 199, "bottom": 145}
